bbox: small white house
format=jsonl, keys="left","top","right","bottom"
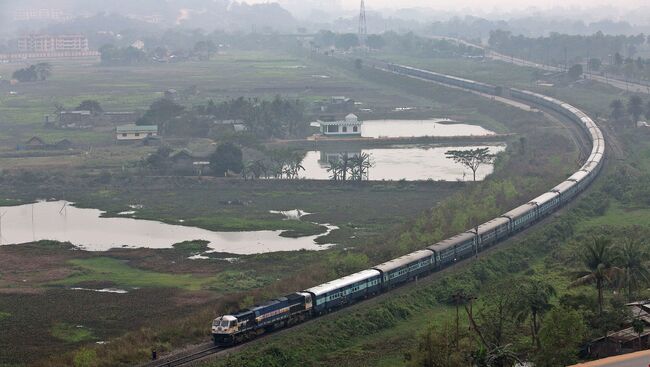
{"left": 116, "top": 124, "right": 158, "bottom": 141}
{"left": 319, "top": 114, "right": 362, "bottom": 137}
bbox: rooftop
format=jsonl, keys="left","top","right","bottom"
{"left": 116, "top": 124, "right": 158, "bottom": 133}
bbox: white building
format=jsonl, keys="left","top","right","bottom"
{"left": 17, "top": 34, "right": 89, "bottom": 52}
{"left": 116, "top": 124, "right": 158, "bottom": 141}
{"left": 319, "top": 114, "right": 362, "bottom": 137}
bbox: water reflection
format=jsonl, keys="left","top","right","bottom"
{"left": 0, "top": 201, "right": 334, "bottom": 254}
{"left": 361, "top": 119, "right": 495, "bottom": 138}
{"left": 300, "top": 145, "right": 506, "bottom": 181}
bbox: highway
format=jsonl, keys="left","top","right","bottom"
{"left": 570, "top": 350, "right": 650, "bottom": 367}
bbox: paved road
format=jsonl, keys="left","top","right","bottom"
{"left": 570, "top": 350, "right": 650, "bottom": 367}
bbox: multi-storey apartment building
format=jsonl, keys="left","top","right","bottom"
{"left": 17, "top": 34, "right": 89, "bottom": 52}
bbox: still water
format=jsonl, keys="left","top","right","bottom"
{"left": 0, "top": 201, "right": 334, "bottom": 254}
{"left": 361, "top": 119, "right": 495, "bottom": 138}
{"left": 299, "top": 145, "right": 506, "bottom": 181}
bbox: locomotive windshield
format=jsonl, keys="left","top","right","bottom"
{"left": 220, "top": 320, "right": 231, "bottom": 327}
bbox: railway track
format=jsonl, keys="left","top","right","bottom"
{"left": 144, "top": 345, "right": 222, "bottom": 367}
{"left": 140, "top": 61, "right": 604, "bottom": 367}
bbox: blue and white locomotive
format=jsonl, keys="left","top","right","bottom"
{"left": 212, "top": 63, "right": 605, "bottom": 346}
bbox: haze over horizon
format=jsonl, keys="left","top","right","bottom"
{"left": 252, "top": 0, "right": 648, "bottom": 12}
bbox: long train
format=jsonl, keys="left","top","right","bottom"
{"left": 211, "top": 63, "right": 606, "bottom": 346}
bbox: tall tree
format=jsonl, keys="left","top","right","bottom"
{"left": 34, "top": 62, "right": 52, "bottom": 81}
{"left": 568, "top": 64, "right": 583, "bottom": 79}
{"left": 610, "top": 99, "right": 627, "bottom": 128}
{"left": 618, "top": 237, "right": 650, "bottom": 301}
{"left": 628, "top": 95, "right": 644, "bottom": 127}
{"left": 209, "top": 142, "right": 243, "bottom": 177}
{"left": 76, "top": 100, "right": 103, "bottom": 115}
{"left": 445, "top": 147, "right": 496, "bottom": 182}
{"left": 407, "top": 322, "right": 466, "bottom": 367}
{"left": 571, "top": 237, "right": 619, "bottom": 315}
{"left": 514, "top": 279, "right": 556, "bottom": 349}
{"left": 535, "top": 307, "right": 586, "bottom": 367}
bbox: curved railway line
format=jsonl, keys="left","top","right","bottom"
{"left": 143, "top": 61, "right": 606, "bottom": 367}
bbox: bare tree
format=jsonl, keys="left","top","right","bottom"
{"left": 445, "top": 148, "right": 496, "bottom": 182}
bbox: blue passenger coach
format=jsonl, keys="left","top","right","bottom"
{"left": 305, "top": 269, "right": 382, "bottom": 314}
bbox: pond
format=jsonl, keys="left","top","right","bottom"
{"left": 0, "top": 201, "right": 334, "bottom": 254}
{"left": 361, "top": 119, "right": 495, "bottom": 138}
{"left": 298, "top": 145, "right": 506, "bottom": 181}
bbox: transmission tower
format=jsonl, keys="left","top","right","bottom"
{"left": 358, "top": 0, "right": 367, "bottom": 47}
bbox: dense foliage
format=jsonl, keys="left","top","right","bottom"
{"left": 488, "top": 30, "right": 647, "bottom": 67}
{"left": 12, "top": 63, "right": 52, "bottom": 82}
{"left": 137, "top": 95, "right": 308, "bottom": 139}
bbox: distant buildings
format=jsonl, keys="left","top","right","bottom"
{"left": 59, "top": 110, "right": 92, "bottom": 127}
{"left": 17, "top": 136, "right": 74, "bottom": 151}
{"left": 17, "top": 34, "right": 89, "bottom": 53}
{"left": 116, "top": 124, "right": 158, "bottom": 141}
{"left": 319, "top": 114, "right": 362, "bottom": 137}
{"left": 587, "top": 300, "right": 650, "bottom": 359}
{"left": 13, "top": 9, "right": 68, "bottom": 21}
{"left": 54, "top": 110, "right": 139, "bottom": 129}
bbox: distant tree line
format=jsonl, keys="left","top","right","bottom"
{"left": 137, "top": 95, "right": 308, "bottom": 139}
{"left": 312, "top": 30, "right": 483, "bottom": 58}
{"left": 12, "top": 63, "right": 52, "bottom": 82}
{"left": 99, "top": 45, "right": 148, "bottom": 65}
{"left": 488, "top": 30, "right": 648, "bottom": 68}
{"left": 609, "top": 94, "right": 650, "bottom": 128}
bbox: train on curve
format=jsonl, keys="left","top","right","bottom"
{"left": 211, "top": 63, "right": 606, "bottom": 346}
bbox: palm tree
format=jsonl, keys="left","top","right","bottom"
{"left": 327, "top": 160, "right": 343, "bottom": 181}
{"left": 571, "top": 237, "right": 619, "bottom": 315}
{"left": 618, "top": 238, "right": 650, "bottom": 301}
{"left": 632, "top": 318, "right": 645, "bottom": 351}
{"left": 610, "top": 99, "right": 627, "bottom": 128}
{"left": 514, "top": 279, "right": 556, "bottom": 349}
{"left": 628, "top": 95, "right": 644, "bottom": 128}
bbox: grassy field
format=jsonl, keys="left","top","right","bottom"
{"left": 0, "top": 50, "right": 432, "bottom": 146}
{"left": 0, "top": 49, "right": 573, "bottom": 366}
{"left": 199, "top": 53, "right": 650, "bottom": 367}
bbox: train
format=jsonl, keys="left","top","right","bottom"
{"left": 211, "top": 63, "right": 606, "bottom": 346}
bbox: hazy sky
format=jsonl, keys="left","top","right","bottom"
{"left": 251, "top": 0, "right": 648, "bottom": 12}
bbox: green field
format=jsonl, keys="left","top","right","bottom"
{"left": 0, "top": 48, "right": 586, "bottom": 367}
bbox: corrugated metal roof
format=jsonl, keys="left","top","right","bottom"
{"left": 304, "top": 269, "right": 380, "bottom": 296}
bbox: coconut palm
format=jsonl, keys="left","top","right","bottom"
{"left": 571, "top": 237, "right": 620, "bottom": 315}
{"left": 350, "top": 153, "right": 374, "bottom": 181}
{"left": 327, "top": 160, "right": 343, "bottom": 181}
{"left": 514, "top": 279, "right": 556, "bottom": 349}
{"left": 618, "top": 238, "right": 650, "bottom": 301}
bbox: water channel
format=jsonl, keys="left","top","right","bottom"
{"left": 0, "top": 201, "right": 334, "bottom": 254}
